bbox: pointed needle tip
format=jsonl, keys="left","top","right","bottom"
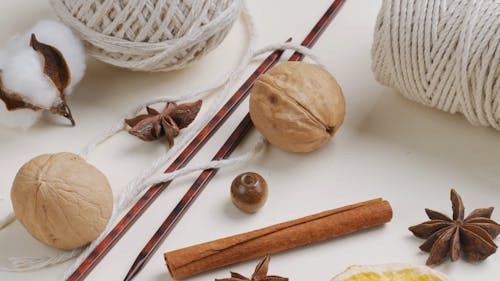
{"left": 123, "top": 273, "right": 135, "bottom": 281}
{"left": 123, "top": 259, "right": 145, "bottom": 281}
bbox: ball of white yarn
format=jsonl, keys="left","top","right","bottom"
{"left": 50, "top": 0, "right": 243, "bottom": 72}
{"left": 372, "top": 0, "right": 499, "bottom": 129}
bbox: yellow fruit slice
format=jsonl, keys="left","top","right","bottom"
{"left": 331, "top": 264, "right": 451, "bottom": 281}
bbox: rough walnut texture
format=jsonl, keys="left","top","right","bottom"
{"left": 250, "top": 62, "right": 345, "bottom": 153}
{"left": 11, "top": 152, "right": 113, "bottom": 250}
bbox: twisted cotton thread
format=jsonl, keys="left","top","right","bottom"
{"left": 0, "top": 207, "right": 14, "bottom": 230}
{"left": 0, "top": 43, "right": 320, "bottom": 273}
{"left": 63, "top": 42, "right": 320, "bottom": 280}
{"left": 50, "top": 0, "right": 243, "bottom": 72}
{"left": 372, "top": 0, "right": 500, "bottom": 129}
{"left": 0, "top": 2, "right": 323, "bottom": 273}
{"left": 0, "top": 4, "right": 256, "bottom": 272}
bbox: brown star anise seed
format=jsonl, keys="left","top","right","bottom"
{"left": 215, "top": 255, "right": 288, "bottom": 281}
{"left": 409, "top": 189, "right": 500, "bottom": 266}
{"left": 168, "top": 100, "right": 202, "bottom": 129}
{"left": 125, "top": 100, "right": 201, "bottom": 147}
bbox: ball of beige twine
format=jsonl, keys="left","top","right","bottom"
{"left": 50, "top": 0, "right": 243, "bottom": 72}
{"left": 372, "top": 0, "right": 499, "bottom": 130}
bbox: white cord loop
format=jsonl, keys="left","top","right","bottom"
{"left": 0, "top": 2, "right": 325, "bottom": 275}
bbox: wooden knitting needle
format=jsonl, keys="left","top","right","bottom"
{"left": 66, "top": 42, "right": 290, "bottom": 281}
{"left": 123, "top": 1, "right": 346, "bottom": 280}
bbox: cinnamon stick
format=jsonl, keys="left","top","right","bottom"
{"left": 164, "top": 198, "right": 392, "bottom": 279}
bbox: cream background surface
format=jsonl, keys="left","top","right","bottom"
{"left": 0, "top": 0, "right": 499, "bottom": 280}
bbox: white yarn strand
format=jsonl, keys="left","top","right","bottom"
{"left": 0, "top": 211, "right": 15, "bottom": 230}
{"left": 62, "top": 40, "right": 318, "bottom": 277}
{"left": 2, "top": 0, "right": 497, "bottom": 275}
{"left": 0, "top": 40, "right": 323, "bottom": 273}
{"left": 0, "top": 249, "right": 82, "bottom": 272}
{"left": 0, "top": 0, "right": 327, "bottom": 274}
{"left": 0, "top": 135, "right": 266, "bottom": 272}
{"left": 79, "top": 2, "right": 258, "bottom": 160}
{"left": 63, "top": 4, "right": 258, "bottom": 278}
{"left": 253, "top": 42, "right": 325, "bottom": 68}
{"left": 0, "top": 2, "right": 255, "bottom": 272}
{"left": 372, "top": 0, "right": 500, "bottom": 129}
{"left": 137, "top": 136, "right": 267, "bottom": 199}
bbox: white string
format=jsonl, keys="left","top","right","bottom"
{"left": 135, "top": 136, "right": 267, "bottom": 196}
{"left": 0, "top": 209, "right": 15, "bottom": 230}
{"left": 0, "top": 1, "right": 327, "bottom": 273}
{"left": 79, "top": 3, "right": 258, "bottom": 162}
{"left": 0, "top": 249, "right": 81, "bottom": 272}
{"left": 253, "top": 42, "right": 325, "bottom": 68}
{"left": 0, "top": 3, "right": 255, "bottom": 272}
{"left": 61, "top": 6, "right": 261, "bottom": 277}
{"left": 0, "top": 42, "right": 324, "bottom": 273}
{"left": 0, "top": 41, "right": 324, "bottom": 273}
{"left": 0, "top": 136, "right": 267, "bottom": 273}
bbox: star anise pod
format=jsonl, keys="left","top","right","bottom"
{"left": 125, "top": 100, "right": 201, "bottom": 147}
{"left": 409, "top": 189, "right": 500, "bottom": 266}
{"left": 215, "top": 255, "right": 288, "bottom": 281}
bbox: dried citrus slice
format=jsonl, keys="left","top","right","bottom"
{"left": 330, "top": 264, "right": 451, "bottom": 281}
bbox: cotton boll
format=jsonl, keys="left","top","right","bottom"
{"left": 30, "top": 20, "right": 86, "bottom": 94}
{"left": 0, "top": 49, "right": 6, "bottom": 68}
{"left": 0, "top": 102, "right": 42, "bottom": 129}
{"left": 2, "top": 20, "right": 86, "bottom": 94}
{"left": 3, "top": 34, "right": 30, "bottom": 55}
{"left": 0, "top": 20, "right": 86, "bottom": 128}
{"left": 2, "top": 47, "right": 58, "bottom": 108}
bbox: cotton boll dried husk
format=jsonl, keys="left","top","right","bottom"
{"left": 29, "top": 20, "right": 86, "bottom": 93}
{"left": 3, "top": 20, "right": 86, "bottom": 94}
{"left": 0, "top": 20, "right": 86, "bottom": 128}
{"left": 1, "top": 47, "right": 58, "bottom": 107}
{"left": 0, "top": 52, "right": 38, "bottom": 128}
{"left": 11, "top": 153, "right": 113, "bottom": 250}
{"left": 250, "top": 62, "right": 345, "bottom": 153}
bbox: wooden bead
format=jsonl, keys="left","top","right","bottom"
{"left": 231, "top": 172, "right": 268, "bottom": 213}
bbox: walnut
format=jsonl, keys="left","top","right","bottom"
{"left": 10, "top": 152, "right": 113, "bottom": 250}
{"left": 249, "top": 62, "right": 345, "bottom": 152}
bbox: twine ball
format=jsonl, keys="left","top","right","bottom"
{"left": 11, "top": 152, "right": 113, "bottom": 250}
{"left": 372, "top": 0, "right": 499, "bottom": 130}
{"left": 50, "top": 0, "right": 243, "bottom": 72}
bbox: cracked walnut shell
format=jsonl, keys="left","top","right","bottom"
{"left": 11, "top": 152, "right": 113, "bottom": 250}
{"left": 249, "top": 62, "right": 345, "bottom": 153}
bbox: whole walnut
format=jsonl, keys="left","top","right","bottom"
{"left": 11, "top": 152, "right": 113, "bottom": 250}
{"left": 249, "top": 62, "right": 345, "bottom": 152}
